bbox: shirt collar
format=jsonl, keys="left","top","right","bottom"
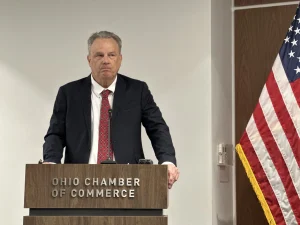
{"left": 91, "top": 74, "right": 117, "bottom": 96}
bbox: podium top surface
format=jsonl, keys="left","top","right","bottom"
{"left": 24, "top": 164, "right": 168, "bottom": 209}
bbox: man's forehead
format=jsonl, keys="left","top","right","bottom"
{"left": 91, "top": 39, "right": 119, "bottom": 51}
{"left": 91, "top": 50, "right": 119, "bottom": 54}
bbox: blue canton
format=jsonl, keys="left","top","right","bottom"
{"left": 279, "top": 5, "right": 300, "bottom": 83}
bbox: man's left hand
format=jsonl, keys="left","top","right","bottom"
{"left": 167, "top": 164, "right": 179, "bottom": 189}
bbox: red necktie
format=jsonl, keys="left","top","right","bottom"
{"left": 97, "top": 89, "right": 113, "bottom": 163}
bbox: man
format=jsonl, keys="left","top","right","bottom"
{"left": 43, "top": 31, "right": 179, "bottom": 189}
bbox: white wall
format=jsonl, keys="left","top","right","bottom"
{"left": 0, "top": 0, "right": 214, "bottom": 225}
{"left": 211, "top": 0, "right": 234, "bottom": 225}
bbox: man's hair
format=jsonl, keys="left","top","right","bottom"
{"left": 87, "top": 31, "right": 122, "bottom": 54}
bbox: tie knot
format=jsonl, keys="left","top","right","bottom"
{"left": 101, "top": 89, "right": 111, "bottom": 98}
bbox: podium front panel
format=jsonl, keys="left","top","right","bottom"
{"left": 24, "top": 164, "right": 168, "bottom": 209}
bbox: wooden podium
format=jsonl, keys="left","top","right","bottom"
{"left": 23, "top": 164, "right": 168, "bottom": 225}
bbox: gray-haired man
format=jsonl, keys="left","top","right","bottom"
{"left": 43, "top": 31, "right": 179, "bottom": 189}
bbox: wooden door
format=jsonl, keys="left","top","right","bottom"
{"left": 235, "top": 4, "right": 298, "bottom": 225}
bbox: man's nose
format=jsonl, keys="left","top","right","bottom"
{"left": 103, "top": 55, "right": 110, "bottom": 64}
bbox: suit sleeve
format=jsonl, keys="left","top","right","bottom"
{"left": 43, "top": 87, "right": 67, "bottom": 163}
{"left": 141, "top": 82, "right": 177, "bottom": 166}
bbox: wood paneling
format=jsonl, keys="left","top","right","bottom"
{"left": 235, "top": 5, "right": 297, "bottom": 225}
{"left": 23, "top": 216, "right": 167, "bottom": 225}
{"left": 235, "top": 0, "right": 294, "bottom": 7}
{"left": 24, "top": 164, "right": 168, "bottom": 209}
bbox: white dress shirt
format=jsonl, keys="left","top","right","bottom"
{"left": 88, "top": 75, "right": 117, "bottom": 164}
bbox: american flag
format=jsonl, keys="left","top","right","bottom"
{"left": 236, "top": 4, "right": 300, "bottom": 225}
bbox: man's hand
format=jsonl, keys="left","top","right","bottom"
{"left": 42, "top": 162, "right": 56, "bottom": 164}
{"left": 167, "top": 164, "right": 179, "bottom": 189}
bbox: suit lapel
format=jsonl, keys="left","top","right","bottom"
{"left": 112, "top": 74, "right": 127, "bottom": 119}
{"left": 81, "top": 75, "right": 92, "bottom": 152}
{"left": 111, "top": 74, "right": 127, "bottom": 160}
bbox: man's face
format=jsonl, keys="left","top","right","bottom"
{"left": 87, "top": 38, "right": 122, "bottom": 82}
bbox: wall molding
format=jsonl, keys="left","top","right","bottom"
{"left": 233, "top": 1, "right": 298, "bottom": 11}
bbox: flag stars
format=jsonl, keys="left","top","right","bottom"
{"left": 291, "top": 39, "right": 298, "bottom": 46}
{"left": 295, "top": 66, "right": 300, "bottom": 74}
{"left": 289, "top": 50, "right": 295, "bottom": 58}
{"left": 284, "top": 36, "right": 290, "bottom": 43}
{"left": 297, "top": 18, "right": 300, "bottom": 23}
{"left": 294, "top": 27, "right": 300, "bottom": 35}
{"left": 289, "top": 26, "right": 293, "bottom": 32}
{"left": 297, "top": 57, "right": 300, "bottom": 62}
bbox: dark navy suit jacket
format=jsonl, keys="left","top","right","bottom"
{"left": 43, "top": 74, "right": 176, "bottom": 165}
